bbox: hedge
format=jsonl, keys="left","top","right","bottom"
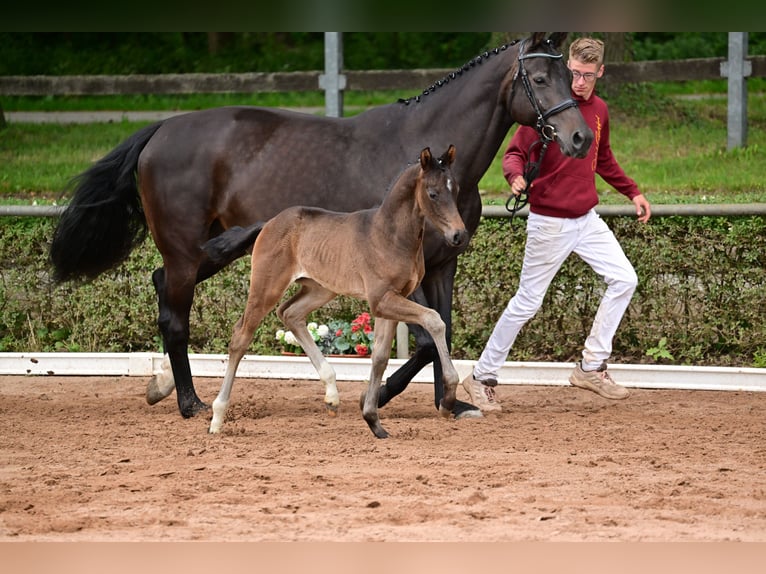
{"left": 1, "top": 215, "right": 764, "bottom": 367}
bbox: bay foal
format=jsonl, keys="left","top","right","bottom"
{"left": 207, "top": 146, "right": 466, "bottom": 438}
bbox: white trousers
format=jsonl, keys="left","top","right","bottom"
{"left": 473, "top": 209, "right": 638, "bottom": 380}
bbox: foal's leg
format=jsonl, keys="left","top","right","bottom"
{"left": 375, "top": 292, "right": 459, "bottom": 417}
{"left": 210, "top": 251, "right": 292, "bottom": 433}
{"left": 361, "top": 318, "right": 397, "bottom": 439}
{"left": 380, "top": 271, "right": 480, "bottom": 419}
{"left": 278, "top": 281, "right": 340, "bottom": 414}
{"left": 145, "top": 227, "right": 262, "bottom": 408}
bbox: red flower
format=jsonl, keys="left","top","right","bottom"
{"left": 355, "top": 344, "right": 369, "bottom": 356}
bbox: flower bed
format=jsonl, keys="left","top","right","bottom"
{"left": 276, "top": 312, "right": 375, "bottom": 357}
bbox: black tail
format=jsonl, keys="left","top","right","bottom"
{"left": 202, "top": 223, "right": 265, "bottom": 267}
{"left": 50, "top": 122, "right": 165, "bottom": 282}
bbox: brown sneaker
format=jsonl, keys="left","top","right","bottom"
{"left": 569, "top": 361, "right": 629, "bottom": 400}
{"left": 461, "top": 373, "right": 502, "bottom": 412}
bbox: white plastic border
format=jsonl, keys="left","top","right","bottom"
{"left": 1, "top": 352, "right": 765, "bottom": 393}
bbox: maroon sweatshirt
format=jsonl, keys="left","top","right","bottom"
{"left": 503, "top": 91, "right": 640, "bottom": 219}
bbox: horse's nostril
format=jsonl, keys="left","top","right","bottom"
{"left": 572, "top": 130, "right": 593, "bottom": 157}
{"left": 453, "top": 230, "right": 468, "bottom": 246}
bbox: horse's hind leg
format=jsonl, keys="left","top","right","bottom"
{"left": 278, "top": 282, "right": 339, "bottom": 414}
{"left": 145, "top": 268, "right": 177, "bottom": 405}
{"left": 145, "top": 238, "right": 260, "bottom": 408}
{"left": 152, "top": 264, "right": 209, "bottom": 418}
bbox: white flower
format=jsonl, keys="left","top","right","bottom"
{"left": 307, "top": 322, "right": 318, "bottom": 331}
{"left": 284, "top": 331, "right": 299, "bottom": 346}
{"left": 275, "top": 329, "right": 285, "bottom": 341}
{"left": 317, "top": 324, "right": 330, "bottom": 337}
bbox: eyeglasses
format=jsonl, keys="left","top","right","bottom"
{"left": 570, "top": 70, "right": 597, "bottom": 82}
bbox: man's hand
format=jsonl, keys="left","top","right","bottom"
{"left": 511, "top": 175, "right": 527, "bottom": 196}
{"left": 633, "top": 193, "right": 651, "bottom": 223}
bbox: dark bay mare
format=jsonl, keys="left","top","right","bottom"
{"left": 207, "top": 146, "right": 465, "bottom": 438}
{"left": 50, "top": 32, "right": 593, "bottom": 420}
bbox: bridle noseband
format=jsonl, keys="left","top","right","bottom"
{"left": 506, "top": 39, "right": 579, "bottom": 222}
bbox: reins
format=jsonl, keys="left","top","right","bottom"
{"left": 506, "top": 40, "right": 579, "bottom": 224}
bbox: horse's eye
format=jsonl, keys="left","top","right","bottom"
{"left": 534, "top": 76, "right": 546, "bottom": 85}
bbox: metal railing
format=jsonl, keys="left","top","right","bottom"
{"left": 3, "top": 203, "right": 766, "bottom": 219}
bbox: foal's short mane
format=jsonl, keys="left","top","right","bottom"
{"left": 397, "top": 40, "right": 519, "bottom": 106}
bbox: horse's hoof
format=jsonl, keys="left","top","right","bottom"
{"left": 454, "top": 408, "right": 484, "bottom": 420}
{"left": 438, "top": 404, "right": 452, "bottom": 419}
{"left": 326, "top": 403, "right": 339, "bottom": 417}
{"left": 146, "top": 375, "right": 175, "bottom": 405}
{"left": 180, "top": 400, "right": 210, "bottom": 419}
{"left": 372, "top": 427, "right": 389, "bottom": 439}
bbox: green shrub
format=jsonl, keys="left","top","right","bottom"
{"left": 1, "top": 215, "right": 764, "bottom": 367}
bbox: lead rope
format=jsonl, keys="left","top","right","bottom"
{"left": 505, "top": 135, "right": 552, "bottom": 224}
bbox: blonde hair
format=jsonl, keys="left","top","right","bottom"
{"left": 569, "top": 38, "right": 605, "bottom": 66}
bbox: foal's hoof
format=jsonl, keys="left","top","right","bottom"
{"left": 325, "top": 403, "right": 339, "bottom": 417}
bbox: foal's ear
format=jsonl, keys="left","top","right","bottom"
{"left": 439, "top": 144, "right": 456, "bottom": 167}
{"left": 419, "top": 147, "right": 433, "bottom": 170}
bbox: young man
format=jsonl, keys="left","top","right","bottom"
{"left": 462, "top": 37, "right": 652, "bottom": 412}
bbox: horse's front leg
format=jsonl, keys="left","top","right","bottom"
{"left": 421, "top": 263, "right": 480, "bottom": 418}
{"left": 379, "top": 280, "right": 481, "bottom": 419}
{"left": 361, "top": 319, "right": 397, "bottom": 438}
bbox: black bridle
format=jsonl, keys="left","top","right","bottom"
{"left": 506, "top": 39, "right": 579, "bottom": 222}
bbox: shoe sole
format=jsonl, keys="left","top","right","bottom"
{"left": 460, "top": 380, "right": 503, "bottom": 412}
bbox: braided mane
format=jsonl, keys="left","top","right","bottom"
{"left": 397, "top": 40, "right": 520, "bottom": 106}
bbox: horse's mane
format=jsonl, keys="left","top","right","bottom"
{"left": 397, "top": 39, "right": 520, "bottom": 106}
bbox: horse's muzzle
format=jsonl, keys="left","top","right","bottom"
{"left": 447, "top": 228, "right": 469, "bottom": 248}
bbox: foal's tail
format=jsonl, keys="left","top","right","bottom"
{"left": 202, "top": 223, "right": 265, "bottom": 267}
{"left": 50, "top": 121, "right": 165, "bottom": 282}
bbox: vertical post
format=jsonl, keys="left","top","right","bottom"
{"left": 396, "top": 322, "right": 410, "bottom": 359}
{"left": 722, "top": 32, "right": 750, "bottom": 150}
{"left": 319, "top": 32, "right": 345, "bottom": 118}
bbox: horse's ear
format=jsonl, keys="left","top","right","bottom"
{"left": 439, "top": 144, "right": 456, "bottom": 167}
{"left": 420, "top": 147, "right": 432, "bottom": 170}
{"left": 529, "top": 32, "right": 547, "bottom": 48}
{"left": 548, "top": 32, "right": 569, "bottom": 51}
